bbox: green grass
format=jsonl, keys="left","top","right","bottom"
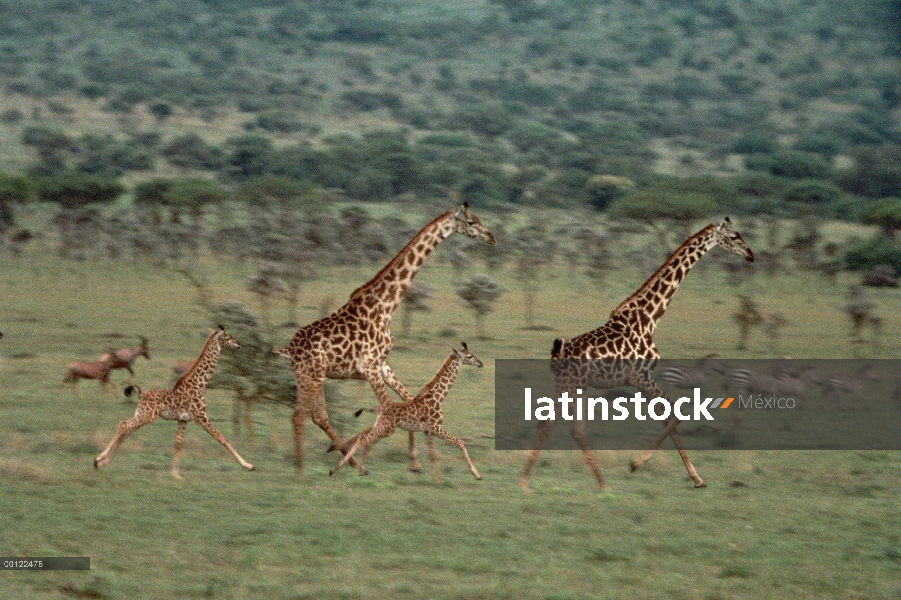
{"left": 1, "top": 250, "right": 900, "bottom": 599}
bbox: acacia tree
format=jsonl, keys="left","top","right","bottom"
{"left": 38, "top": 172, "right": 124, "bottom": 258}
{"left": 863, "top": 198, "right": 901, "bottom": 238}
{"left": 456, "top": 275, "right": 505, "bottom": 339}
{"left": 0, "top": 173, "right": 32, "bottom": 232}
{"left": 399, "top": 282, "right": 434, "bottom": 337}
{"left": 511, "top": 223, "right": 554, "bottom": 329}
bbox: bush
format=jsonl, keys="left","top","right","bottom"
{"left": 838, "top": 145, "right": 901, "bottom": 198}
{"left": 37, "top": 172, "right": 124, "bottom": 209}
{"left": 748, "top": 150, "right": 834, "bottom": 179}
{"left": 730, "top": 133, "right": 779, "bottom": 155}
{"left": 845, "top": 235, "right": 901, "bottom": 273}
{"left": 254, "top": 110, "right": 306, "bottom": 134}
{"left": 861, "top": 197, "right": 901, "bottom": 237}
{"left": 783, "top": 180, "right": 842, "bottom": 205}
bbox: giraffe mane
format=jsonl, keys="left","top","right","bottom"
{"left": 349, "top": 210, "right": 455, "bottom": 300}
{"left": 610, "top": 223, "right": 716, "bottom": 317}
{"left": 173, "top": 330, "right": 218, "bottom": 390}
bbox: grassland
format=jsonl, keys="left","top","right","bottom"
{"left": 1, "top": 240, "right": 901, "bottom": 599}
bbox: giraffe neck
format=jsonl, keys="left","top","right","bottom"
{"left": 420, "top": 354, "right": 461, "bottom": 402}
{"left": 611, "top": 224, "right": 717, "bottom": 335}
{"left": 175, "top": 332, "right": 222, "bottom": 393}
{"left": 351, "top": 211, "right": 456, "bottom": 315}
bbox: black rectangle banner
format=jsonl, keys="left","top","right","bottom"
{"left": 0, "top": 557, "right": 90, "bottom": 570}
{"left": 495, "top": 359, "right": 901, "bottom": 450}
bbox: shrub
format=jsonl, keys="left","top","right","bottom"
{"left": 838, "top": 145, "right": 901, "bottom": 198}
{"left": 783, "top": 180, "right": 842, "bottom": 205}
{"left": 768, "top": 150, "right": 834, "bottom": 179}
{"left": 845, "top": 235, "right": 901, "bottom": 273}
{"left": 255, "top": 110, "right": 306, "bottom": 134}
{"left": 861, "top": 198, "right": 901, "bottom": 237}
{"left": 37, "top": 172, "right": 124, "bottom": 209}
{"left": 586, "top": 175, "right": 635, "bottom": 212}
{"left": 730, "top": 133, "right": 779, "bottom": 155}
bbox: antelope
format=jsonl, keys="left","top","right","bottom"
{"left": 60, "top": 360, "right": 114, "bottom": 395}
{"left": 99, "top": 337, "right": 150, "bottom": 382}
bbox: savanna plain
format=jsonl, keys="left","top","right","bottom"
{"left": 1, "top": 210, "right": 900, "bottom": 600}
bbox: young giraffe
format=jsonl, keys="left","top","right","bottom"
{"left": 520, "top": 218, "right": 754, "bottom": 490}
{"left": 329, "top": 343, "right": 483, "bottom": 481}
{"left": 274, "top": 203, "right": 495, "bottom": 476}
{"left": 93, "top": 328, "right": 254, "bottom": 478}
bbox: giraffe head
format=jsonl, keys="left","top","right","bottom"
{"left": 714, "top": 218, "right": 754, "bottom": 262}
{"left": 453, "top": 204, "right": 496, "bottom": 245}
{"left": 213, "top": 326, "right": 241, "bottom": 350}
{"left": 454, "top": 342, "right": 484, "bottom": 368}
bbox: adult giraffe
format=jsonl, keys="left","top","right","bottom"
{"left": 274, "top": 203, "right": 495, "bottom": 475}
{"left": 520, "top": 218, "right": 754, "bottom": 490}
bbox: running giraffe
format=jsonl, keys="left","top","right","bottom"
{"left": 520, "top": 218, "right": 754, "bottom": 490}
{"left": 328, "top": 343, "right": 483, "bottom": 482}
{"left": 274, "top": 203, "right": 495, "bottom": 476}
{"left": 94, "top": 328, "right": 254, "bottom": 478}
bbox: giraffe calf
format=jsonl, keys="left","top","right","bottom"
{"left": 329, "top": 343, "right": 484, "bottom": 482}
{"left": 93, "top": 328, "right": 254, "bottom": 479}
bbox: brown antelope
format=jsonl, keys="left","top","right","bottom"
{"left": 99, "top": 337, "right": 149, "bottom": 382}
{"left": 171, "top": 360, "right": 194, "bottom": 380}
{"left": 60, "top": 360, "right": 114, "bottom": 395}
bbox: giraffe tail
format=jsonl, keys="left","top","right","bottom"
{"left": 272, "top": 345, "right": 289, "bottom": 358}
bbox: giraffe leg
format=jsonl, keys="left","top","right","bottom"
{"left": 171, "top": 420, "right": 188, "bottom": 479}
{"left": 381, "top": 365, "right": 421, "bottom": 473}
{"left": 669, "top": 427, "right": 705, "bottom": 488}
{"left": 630, "top": 369, "right": 706, "bottom": 488}
{"left": 192, "top": 412, "right": 255, "bottom": 472}
{"left": 94, "top": 407, "right": 158, "bottom": 468}
{"left": 572, "top": 420, "right": 609, "bottom": 490}
{"left": 424, "top": 433, "right": 442, "bottom": 484}
{"left": 629, "top": 415, "right": 680, "bottom": 472}
{"left": 408, "top": 431, "right": 422, "bottom": 473}
{"left": 519, "top": 419, "right": 557, "bottom": 491}
{"left": 431, "top": 425, "right": 481, "bottom": 481}
{"left": 292, "top": 399, "right": 311, "bottom": 476}
{"left": 292, "top": 368, "right": 323, "bottom": 476}
{"left": 330, "top": 426, "right": 383, "bottom": 476}
{"left": 311, "top": 385, "right": 363, "bottom": 470}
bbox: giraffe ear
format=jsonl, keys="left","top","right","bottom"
{"left": 461, "top": 341, "right": 468, "bottom": 351}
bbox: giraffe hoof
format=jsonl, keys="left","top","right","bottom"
{"left": 328, "top": 469, "right": 335, "bottom": 476}
{"left": 360, "top": 469, "right": 369, "bottom": 476}
{"left": 475, "top": 475, "right": 482, "bottom": 481}
{"left": 409, "top": 467, "right": 422, "bottom": 474}
{"left": 629, "top": 460, "right": 640, "bottom": 472}
{"left": 694, "top": 481, "right": 707, "bottom": 488}
{"left": 246, "top": 464, "right": 255, "bottom": 471}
